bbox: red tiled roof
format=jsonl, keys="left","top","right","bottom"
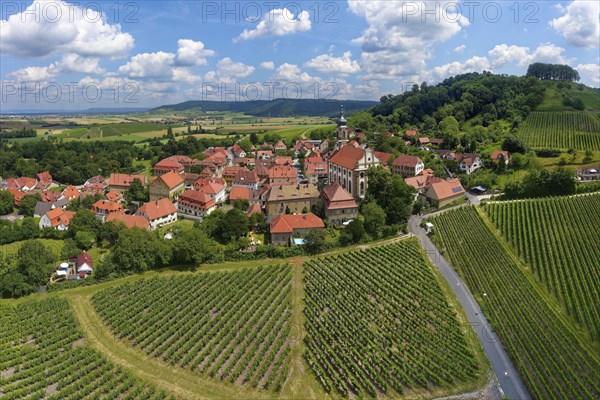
{"left": 274, "top": 156, "right": 293, "bottom": 165}
{"left": 76, "top": 252, "right": 93, "bottom": 269}
{"left": 194, "top": 178, "right": 225, "bottom": 194}
{"left": 328, "top": 146, "right": 365, "bottom": 170}
{"left": 178, "top": 190, "right": 216, "bottom": 210}
{"left": 106, "top": 213, "right": 149, "bottom": 229}
{"left": 37, "top": 171, "right": 52, "bottom": 183}
{"left": 204, "top": 147, "right": 229, "bottom": 158}
{"left": 418, "top": 137, "right": 430, "bottom": 144}
{"left": 404, "top": 174, "right": 444, "bottom": 191}
{"left": 157, "top": 170, "right": 185, "bottom": 190}
{"left": 222, "top": 166, "right": 246, "bottom": 178}
{"left": 62, "top": 185, "right": 80, "bottom": 200}
{"left": 428, "top": 179, "right": 465, "bottom": 200}
{"left": 105, "top": 190, "right": 122, "bottom": 202}
{"left": 154, "top": 157, "right": 184, "bottom": 172}
{"left": 405, "top": 129, "right": 418, "bottom": 137}
{"left": 321, "top": 182, "right": 358, "bottom": 210}
{"left": 393, "top": 155, "right": 423, "bottom": 168}
{"left": 137, "top": 198, "right": 177, "bottom": 220}
{"left": 274, "top": 140, "right": 287, "bottom": 149}
{"left": 246, "top": 203, "right": 262, "bottom": 217}
{"left": 491, "top": 150, "right": 509, "bottom": 160}
{"left": 374, "top": 151, "right": 393, "bottom": 166}
{"left": 234, "top": 169, "right": 259, "bottom": 184}
{"left": 430, "top": 138, "right": 444, "bottom": 145}
{"left": 268, "top": 165, "right": 296, "bottom": 180}
{"left": 45, "top": 208, "right": 75, "bottom": 228}
{"left": 257, "top": 150, "right": 274, "bottom": 158}
{"left": 232, "top": 143, "right": 245, "bottom": 156}
{"left": 270, "top": 213, "right": 325, "bottom": 233}
{"left": 109, "top": 173, "right": 146, "bottom": 187}
{"left": 229, "top": 186, "right": 250, "bottom": 201}
{"left": 92, "top": 200, "right": 124, "bottom": 213}
{"left": 5, "top": 188, "right": 25, "bottom": 206}
{"left": 16, "top": 177, "right": 37, "bottom": 189}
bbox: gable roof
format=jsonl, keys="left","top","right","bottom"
{"left": 321, "top": 182, "right": 358, "bottom": 210}
{"left": 274, "top": 140, "right": 287, "bottom": 149}
{"left": 62, "top": 185, "right": 80, "bottom": 200}
{"left": 491, "top": 150, "right": 509, "bottom": 160}
{"left": 178, "top": 190, "right": 216, "bottom": 210}
{"left": 270, "top": 213, "right": 325, "bottom": 234}
{"left": 266, "top": 184, "right": 319, "bottom": 203}
{"left": 157, "top": 170, "right": 185, "bottom": 190}
{"left": 328, "top": 146, "right": 365, "bottom": 170}
{"left": 76, "top": 252, "right": 93, "bottom": 269}
{"left": 268, "top": 165, "right": 296, "bottom": 180}
{"left": 109, "top": 173, "right": 147, "bottom": 187}
{"left": 193, "top": 178, "right": 225, "bottom": 194}
{"left": 246, "top": 203, "right": 262, "bottom": 217}
{"left": 105, "top": 190, "right": 123, "bottom": 202}
{"left": 234, "top": 169, "right": 259, "bottom": 184}
{"left": 137, "top": 198, "right": 177, "bottom": 220}
{"left": 106, "top": 213, "right": 150, "bottom": 229}
{"left": 405, "top": 129, "right": 418, "bottom": 137}
{"left": 92, "top": 199, "right": 124, "bottom": 213}
{"left": 44, "top": 208, "right": 75, "bottom": 228}
{"left": 393, "top": 155, "right": 423, "bottom": 168}
{"left": 427, "top": 179, "right": 465, "bottom": 200}
{"left": 229, "top": 186, "right": 250, "bottom": 201}
{"left": 37, "top": 171, "right": 52, "bottom": 183}
{"left": 16, "top": 177, "right": 38, "bottom": 189}
{"left": 154, "top": 157, "right": 184, "bottom": 172}
{"left": 374, "top": 151, "right": 393, "bottom": 166}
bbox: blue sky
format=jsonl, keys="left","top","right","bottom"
{"left": 1, "top": 0, "right": 599, "bottom": 110}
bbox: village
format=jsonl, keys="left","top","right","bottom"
{"left": 2, "top": 107, "right": 598, "bottom": 285}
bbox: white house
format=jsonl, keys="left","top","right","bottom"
{"left": 136, "top": 198, "right": 178, "bottom": 230}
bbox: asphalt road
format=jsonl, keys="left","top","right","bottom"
{"left": 408, "top": 216, "right": 531, "bottom": 400}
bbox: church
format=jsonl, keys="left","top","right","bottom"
{"left": 327, "top": 106, "right": 382, "bottom": 200}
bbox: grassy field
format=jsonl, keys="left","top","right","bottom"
{"left": 517, "top": 111, "right": 600, "bottom": 150}
{"left": 1, "top": 239, "right": 104, "bottom": 270}
{"left": 536, "top": 81, "right": 600, "bottom": 111}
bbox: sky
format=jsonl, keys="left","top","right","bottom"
{"left": 1, "top": 0, "right": 599, "bottom": 110}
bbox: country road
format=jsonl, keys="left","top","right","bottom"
{"left": 408, "top": 215, "right": 531, "bottom": 400}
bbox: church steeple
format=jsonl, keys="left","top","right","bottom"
{"left": 335, "top": 105, "right": 349, "bottom": 150}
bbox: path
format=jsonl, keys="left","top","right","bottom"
{"left": 408, "top": 215, "right": 531, "bottom": 400}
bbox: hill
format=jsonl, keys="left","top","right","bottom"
{"left": 150, "top": 98, "right": 378, "bottom": 117}
{"left": 536, "top": 80, "right": 600, "bottom": 111}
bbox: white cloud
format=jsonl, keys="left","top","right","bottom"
{"left": 0, "top": 0, "right": 134, "bottom": 58}
{"left": 550, "top": 1, "right": 600, "bottom": 49}
{"left": 9, "top": 66, "right": 56, "bottom": 82}
{"left": 9, "top": 54, "right": 104, "bottom": 82}
{"left": 489, "top": 43, "right": 570, "bottom": 68}
{"left": 118, "top": 52, "right": 176, "bottom": 79}
{"left": 454, "top": 45, "right": 466, "bottom": 54}
{"left": 304, "top": 51, "right": 361, "bottom": 75}
{"left": 260, "top": 61, "right": 275, "bottom": 70}
{"left": 204, "top": 58, "right": 255, "bottom": 83}
{"left": 430, "top": 56, "right": 491, "bottom": 81}
{"left": 575, "top": 63, "right": 600, "bottom": 86}
{"left": 347, "top": 0, "right": 469, "bottom": 80}
{"left": 270, "top": 63, "right": 353, "bottom": 99}
{"left": 175, "top": 39, "right": 215, "bottom": 66}
{"left": 235, "top": 8, "right": 311, "bottom": 41}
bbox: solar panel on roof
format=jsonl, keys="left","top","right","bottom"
{"left": 452, "top": 187, "right": 462, "bottom": 193}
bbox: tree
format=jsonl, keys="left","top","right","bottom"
{"left": 303, "top": 230, "right": 326, "bottom": 255}
{"left": 0, "top": 190, "right": 14, "bottom": 215}
{"left": 61, "top": 238, "right": 82, "bottom": 259}
{"left": 232, "top": 198, "right": 249, "bottom": 212}
{"left": 339, "top": 219, "right": 365, "bottom": 245}
{"left": 75, "top": 231, "right": 95, "bottom": 250}
{"left": 439, "top": 116, "right": 459, "bottom": 136}
{"left": 502, "top": 136, "right": 528, "bottom": 154}
{"left": 250, "top": 132, "right": 259, "bottom": 145}
{"left": 213, "top": 208, "right": 249, "bottom": 244}
{"left": 15, "top": 240, "right": 57, "bottom": 291}
{"left": 125, "top": 178, "right": 148, "bottom": 203}
{"left": 173, "top": 228, "right": 218, "bottom": 266}
{"left": 18, "top": 193, "right": 41, "bottom": 217}
{"left": 20, "top": 217, "right": 39, "bottom": 239}
{"left": 110, "top": 228, "right": 172, "bottom": 274}
{"left": 583, "top": 149, "right": 593, "bottom": 164}
{"left": 510, "top": 152, "right": 525, "bottom": 169}
{"left": 362, "top": 202, "right": 386, "bottom": 238}
{"left": 69, "top": 210, "right": 101, "bottom": 238}
{"left": 380, "top": 175, "right": 415, "bottom": 224}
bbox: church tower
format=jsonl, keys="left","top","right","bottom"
{"left": 335, "top": 105, "right": 349, "bottom": 150}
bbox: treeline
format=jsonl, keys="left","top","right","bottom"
{"left": 369, "top": 72, "right": 544, "bottom": 130}
{"left": 0, "top": 135, "right": 237, "bottom": 185}
{"left": 503, "top": 168, "right": 576, "bottom": 199}
{"left": 0, "top": 128, "right": 37, "bottom": 139}
{"left": 526, "top": 63, "right": 580, "bottom": 82}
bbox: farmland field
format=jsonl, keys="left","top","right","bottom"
{"left": 93, "top": 264, "right": 292, "bottom": 392}
{"left": 516, "top": 111, "right": 600, "bottom": 150}
{"left": 59, "top": 122, "right": 169, "bottom": 139}
{"left": 0, "top": 298, "right": 171, "bottom": 399}
{"left": 303, "top": 239, "right": 482, "bottom": 398}
{"left": 430, "top": 207, "right": 600, "bottom": 400}
{"left": 485, "top": 194, "right": 600, "bottom": 342}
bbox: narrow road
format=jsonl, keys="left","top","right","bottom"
{"left": 408, "top": 216, "right": 531, "bottom": 400}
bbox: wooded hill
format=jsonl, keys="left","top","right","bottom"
{"left": 150, "top": 98, "right": 377, "bottom": 117}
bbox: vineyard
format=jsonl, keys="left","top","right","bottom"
{"left": 430, "top": 207, "right": 600, "bottom": 400}
{"left": 93, "top": 265, "right": 292, "bottom": 392}
{"left": 0, "top": 298, "right": 171, "bottom": 399}
{"left": 516, "top": 111, "right": 600, "bottom": 150}
{"left": 303, "top": 239, "right": 481, "bottom": 398}
{"left": 485, "top": 194, "right": 600, "bottom": 342}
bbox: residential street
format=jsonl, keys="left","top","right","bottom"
{"left": 408, "top": 216, "right": 531, "bottom": 400}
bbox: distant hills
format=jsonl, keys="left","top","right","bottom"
{"left": 149, "top": 98, "right": 378, "bottom": 117}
